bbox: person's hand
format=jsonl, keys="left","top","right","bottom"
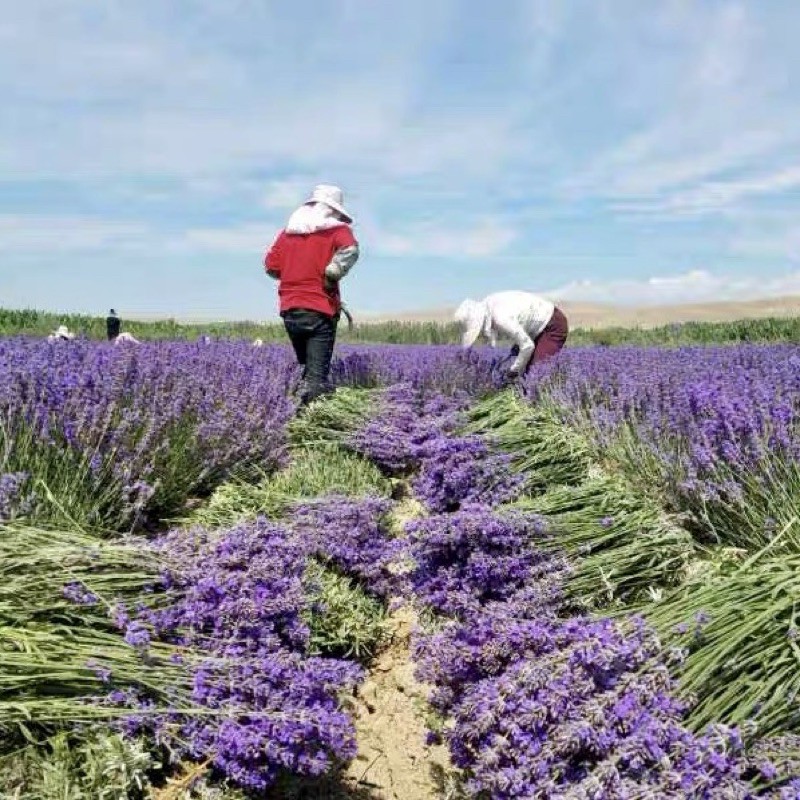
{"left": 324, "top": 276, "right": 338, "bottom": 293}
{"left": 506, "top": 367, "right": 520, "bottom": 381}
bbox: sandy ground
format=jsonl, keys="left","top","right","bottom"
{"left": 266, "top": 496, "right": 454, "bottom": 800}
{"left": 361, "top": 294, "right": 800, "bottom": 330}
{"left": 339, "top": 605, "right": 453, "bottom": 800}
{"left": 131, "top": 295, "right": 800, "bottom": 332}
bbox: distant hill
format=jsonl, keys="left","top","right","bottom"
{"left": 360, "top": 295, "right": 800, "bottom": 330}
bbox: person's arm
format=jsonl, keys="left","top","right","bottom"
{"left": 264, "top": 232, "right": 284, "bottom": 280}
{"left": 482, "top": 316, "right": 498, "bottom": 348}
{"left": 324, "top": 228, "right": 359, "bottom": 284}
{"left": 493, "top": 314, "right": 535, "bottom": 375}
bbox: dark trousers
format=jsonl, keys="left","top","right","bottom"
{"left": 532, "top": 306, "right": 569, "bottom": 365}
{"left": 282, "top": 308, "right": 338, "bottom": 404}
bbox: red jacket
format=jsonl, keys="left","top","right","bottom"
{"left": 265, "top": 225, "right": 357, "bottom": 316}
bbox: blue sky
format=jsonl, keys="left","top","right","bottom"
{"left": 1, "top": 0, "right": 799, "bottom": 320}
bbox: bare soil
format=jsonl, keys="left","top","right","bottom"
{"left": 154, "top": 494, "right": 451, "bottom": 800}
{"left": 339, "top": 605, "right": 453, "bottom": 800}
{"left": 361, "top": 294, "right": 800, "bottom": 330}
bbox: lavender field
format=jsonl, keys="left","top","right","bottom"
{"left": 1, "top": 335, "right": 799, "bottom": 799}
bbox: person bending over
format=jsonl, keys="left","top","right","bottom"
{"left": 264, "top": 184, "right": 359, "bottom": 405}
{"left": 455, "top": 290, "right": 568, "bottom": 378}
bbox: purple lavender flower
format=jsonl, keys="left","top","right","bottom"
{"left": 0, "top": 471, "right": 32, "bottom": 522}
{"left": 62, "top": 580, "right": 99, "bottom": 606}
{"left": 86, "top": 659, "right": 112, "bottom": 684}
{"left": 289, "top": 496, "right": 406, "bottom": 598}
{"left": 407, "top": 507, "right": 560, "bottom": 618}
{"left": 346, "top": 382, "right": 467, "bottom": 475}
{"left": 0, "top": 339, "right": 298, "bottom": 526}
{"left": 413, "top": 435, "right": 525, "bottom": 513}
{"left": 123, "top": 621, "right": 151, "bottom": 650}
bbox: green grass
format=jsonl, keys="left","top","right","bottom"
{"left": 510, "top": 474, "right": 698, "bottom": 610}
{"left": 304, "top": 561, "right": 389, "bottom": 661}
{"left": 2, "top": 306, "right": 799, "bottom": 346}
{"left": 191, "top": 441, "right": 389, "bottom": 528}
{"left": 645, "top": 548, "right": 800, "bottom": 736}
{"left": 463, "top": 390, "right": 591, "bottom": 491}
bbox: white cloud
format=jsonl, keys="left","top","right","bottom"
{"left": 373, "top": 217, "right": 517, "bottom": 259}
{"left": 660, "top": 165, "right": 800, "bottom": 215}
{"left": 692, "top": 2, "right": 749, "bottom": 91}
{"left": 576, "top": 130, "right": 784, "bottom": 202}
{"left": 565, "top": 2, "right": 800, "bottom": 218}
{"left": 261, "top": 180, "right": 313, "bottom": 211}
{"left": 0, "top": 215, "right": 276, "bottom": 258}
{"left": 176, "top": 223, "right": 273, "bottom": 255}
{"left": 729, "top": 224, "right": 800, "bottom": 261}
{"left": 0, "top": 0, "right": 472, "bottom": 182}
{"left": 2, "top": 0, "right": 800, "bottom": 317}
{"left": 547, "top": 268, "right": 800, "bottom": 306}
{"left": 0, "top": 215, "right": 149, "bottom": 253}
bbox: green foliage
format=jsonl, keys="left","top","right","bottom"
{"left": 192, "top": 443, "right": 389, "bottom": 527}
{"left": 511, "top": 475, "right": 697, "bottom": 610}
{"left": 0, "top": 306, "right": 464, "bottom": 345}
{"left": 646, "top": 548, "right": 800, "bottom": 736}
{"left": 304, "top": 561, "right": 389, "bottom": 661}
{"left": 287, "top": 388, "right": 378, "bottom": 448}
{"left": 2, "top": 306, "right": 799, "bottom": 346}
{"left": 569, "top": 315, "right": 800, "bottom": 347}
{"left": 463, "top": 390, "right": 591, "bottom": 490}
{"left": 0, "top": 731, "right": 156, "bottom": 800}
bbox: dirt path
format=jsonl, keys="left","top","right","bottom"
{"left": 154, "top": 496, "right": 455, "bottom": 800}
{"left": 341, "top": 604, "right": 454, "bottom": 800}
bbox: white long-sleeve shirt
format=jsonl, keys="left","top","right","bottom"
{"left": 457, "top": 291, "right": 555, "bottom": 373}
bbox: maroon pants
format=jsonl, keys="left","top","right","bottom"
{"left": 531, "top": 306, "right": 568, "bottom": 366}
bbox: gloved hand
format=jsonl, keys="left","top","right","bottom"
{"left": 324, "top": 275, "right": 338, "bottom": 293}
{"left": 506, "top": 367, "right": 520, "bottom": 381}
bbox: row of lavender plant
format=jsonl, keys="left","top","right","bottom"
{"left": 44, "top": 385, "right": 425, "bottom": 791}
{"left": 0, "top": 338, "right": 298, "bottom": 527}
{"left": 40, "top": 370, "right": 799, "bottom": 795}
{"left": 344, "top": 384, "right": 800, "bottom": 798}
{"left": 520, "top": 344, "right": 800, "bottom": 551}
{"left": 0, "top": 340, "right": 501, "bottom": 794}
{"left": 338, "top": 341, "right": 800, "bottom": 553}
{"left": 6, "top": 336, "right": 798, "bottom": 544}
{"left": 49, "top": 496, "right": 407, "bottom": 791}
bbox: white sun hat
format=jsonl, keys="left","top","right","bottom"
{"left": 54, "top": 325, "right": 75, "bottom": 340}
{"left": 454, "top": 299, "right": 486, "bottom": 348}
{"left": 305, "top": 184, "right": 353, "bottom": 223}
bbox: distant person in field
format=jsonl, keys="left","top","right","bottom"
{"left": 48, "top": 324, "right": 75, "bottom": 342}
{"left": 106, "top": 308, "right": 121, "bottom": 341}
{"left": 264, "top": 184, "right": 359, "bottom": 405}
{"left": 455, "top": 291, "right": 569, "bottom": 378}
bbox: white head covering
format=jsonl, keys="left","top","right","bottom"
{"left": 305, "top": 184, "right": 352, "bottom": 222}
{"left": 54, "top": 325, "right": 75, "bottom": 340}
{"left": 454, "top": 299, "right": 487, "bottom": 348}
{"left": 285, "top": 202, "right": 346, "bottom": 234}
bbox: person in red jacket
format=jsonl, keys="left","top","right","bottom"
{"left": 264, "top": 184, "right": 359, "bottom": 405}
